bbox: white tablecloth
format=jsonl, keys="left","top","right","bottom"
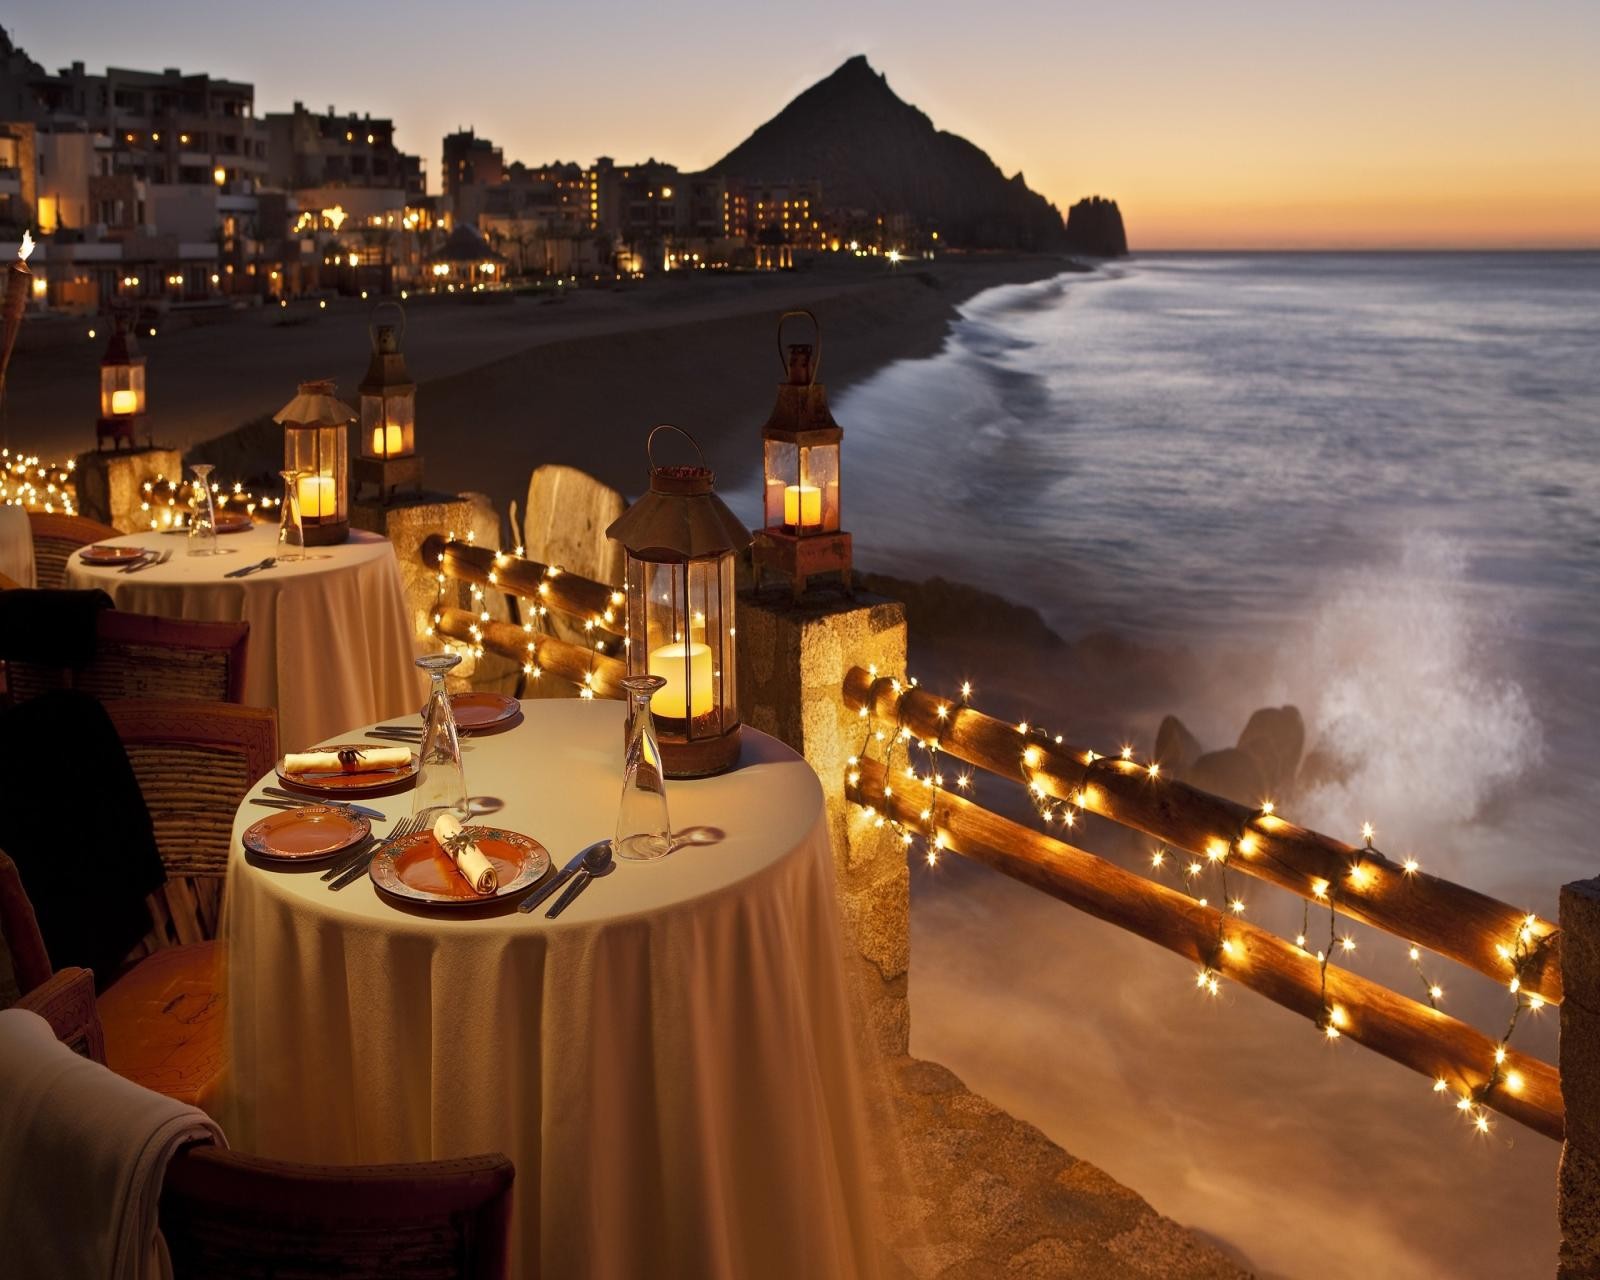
{"left": 0, "top": 505, "right": 35, "bottom": 587}
{"left": 223, "top": 700, "right": 878, "bottom": 1279}
{"left": 65, "top": 523, "right": 423, "bottom": 752}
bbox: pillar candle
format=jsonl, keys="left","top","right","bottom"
{"left": 297, "top": 474, "right": 337, "bottom": 519}
{"left": 647, "top": 640, "right": 713, "bottom": 719}
{"left": 783, "top": 484, "right": 822, "bottom": 529}
{"left": 110, "top": 388, "right": 138, "bottom": 415}
{"left": 372, "top": 424, "right": 403, "bottom": 456}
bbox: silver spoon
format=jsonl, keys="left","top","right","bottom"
{"left": 545, "top": 841, "right": 613, "bottom": 918}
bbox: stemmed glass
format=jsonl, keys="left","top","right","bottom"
{"left": 187, "top": 463, "right": 219, "bottom": 556}
{"left": 614, "top": 674, "right": 674, "bottom": 861}
{"left": 412, "top": 652, "right": 469, "bottom": 824}
{"left": 277, "top": 468, "right": 306, "bottom": 562}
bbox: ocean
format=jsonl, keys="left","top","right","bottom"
{"left": 831, "top": 253, "right": 1600, "bottom": 1279}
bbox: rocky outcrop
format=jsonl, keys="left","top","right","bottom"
{"left": 710, "top": 55, "right": 1068, "bottom": 251}
{"left": 1063, "top": 196, "right": 1128, "bottom": 257}
{"left": 1155, "top": 705, "right": 1304, "bottom": 806}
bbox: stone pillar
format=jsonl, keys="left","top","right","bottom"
{"left": 738, "top": 590, "right": 910, "bottom": 1054}
{"left": 1561, "top": 877, "right": 1600, "bottom": 1277}
{"left": 73, "top": 446, "right": 183, "bottom": 532}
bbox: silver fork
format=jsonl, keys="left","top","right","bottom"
{"left": 326, "top": 813, "right": 424, "bottom": 888}
{"left": 121, "top": 548, "right": 171, "bottom": 574}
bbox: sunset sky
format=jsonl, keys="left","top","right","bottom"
{"left": 11, "top": 1, "right": 1598, "bottom": 249}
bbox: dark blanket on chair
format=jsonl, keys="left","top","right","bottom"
{"left": 0, "top": 690, "right": 164, "bottom": 981}
{"left": 0, "top": 588, "right": 113, "bottom": 668}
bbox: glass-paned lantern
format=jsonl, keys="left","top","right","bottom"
{"left": 753, "top": 309, "right": 852, "bottom": 598}
{"left": 354, "top": 302, "right": 422, "bottom": 502}
{"left": 606, "top": 426, "right": 751, "bottom": 778}
{"left": 96, "top": 313, "right": 146, "bottom": 448}
{"left": 274, "top": 379, "right": 352, "bottom": 545}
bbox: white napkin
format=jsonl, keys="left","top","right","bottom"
{"left": 433, "top": 813, "right": 499, "bottom": 895}
{"left": 282, "top": 746, "right": 412, "bottom": 775}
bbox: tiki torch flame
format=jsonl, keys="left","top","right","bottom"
{"left": 18, "top": 230, "right": 33, "bottom": 263}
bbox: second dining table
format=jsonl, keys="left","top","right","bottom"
{"left": 65, "top": 521, "right": 423, "bottom": 751}
{"left": 222, "top": 697, "right": 879, "bottom": 1279}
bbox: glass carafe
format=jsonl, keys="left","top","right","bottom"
{"left": 615, "top": 674, "right": 674, "bottom": 861}
{"left": 277, "top": 468, "right": 306, "bottom": 562}
{"left": 188, "top": 463, "right": 218, "bottom": 556}
{"left": 412, "top": 652, "right": 469, "bottom": 824}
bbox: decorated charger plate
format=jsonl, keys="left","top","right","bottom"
{"left": 242, "top": 805, "right": 371, "bottom": 862}
{"left": 370, "top": 827, "right": 550, "bottom": 908}
{"left": 78, "top": 543, "right": 147, "bottom": 565}
{"left": 450, "top": 691, "right": 521, "bottom": 731}
{"left": 275, "top": 744, "right": 419, "bottom": 796}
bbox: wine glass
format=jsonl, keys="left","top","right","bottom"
{"left": 614, "top": 674, "right": 674, "bottom": 860}
{"left": 277, "top": 468, "right": 306, "bottom": 562}
{"left": 412, "top": 652, "right": 469, "bottom": 824}
{"left": 187, "top": 463, "right": 219, "bottom": 556}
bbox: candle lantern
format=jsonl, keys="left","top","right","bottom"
{"left": 96, "top": 310, "right": 147, "bottom": 451}
{"left": 753, "top": 309, "right": 852, "bottom": 598}
{"left": 273, "top": 379, "right": 352, "bottom": 545}
{"left": 606, "top": 426, "right": 751, "bottom": 778}
{"left": 354, "top": 301, "right": 422, "bottom": 502}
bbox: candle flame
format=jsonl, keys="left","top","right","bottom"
{"left": 18, "top": 230, "right": 34, "bottom": 263}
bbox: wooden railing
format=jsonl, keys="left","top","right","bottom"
{"left": 420, "top": 535, "right": 626, "bottom": 698}
{"left": 842, "top": 667, "right": 1563, "bottom": 1142}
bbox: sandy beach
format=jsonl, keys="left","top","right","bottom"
{"left": 1, "top": 256, "right": 1073, "bottom": 523}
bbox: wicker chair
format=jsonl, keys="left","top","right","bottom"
{"left": 0, "top": 851, "right": 106, "bottom": 1061}
{"left": 160, "top": 1147, "right": 515, "bottom": 1280}
{"left": 5, "top": 610, "right": 250, "bottom": 705}
{"left": 93, "top": 698, "right": 277, "bottom": 1112}
{"left": 26, "top": 512, "right": 120, "bottom": 588}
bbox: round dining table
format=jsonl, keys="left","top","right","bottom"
{"left": 65, "top": 522, "right": 423, "bottom": 752}
{"left": 222, "top": 698, "right": 878, "bottom": 1280}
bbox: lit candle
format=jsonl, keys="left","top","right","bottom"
{"left": 371, "top": 424, "right": 404, "bottom": 456}
{"left": 297, "top": 474, "right": 336, "bottom": 519}
{"left": 110, "top": 388, "right": 138, "bottom": 416}
{"left": 783, "top": 483, "right": 822, "bottom": 529}
{"left": 647, "top": 640, "right": 713, "bottom": 719}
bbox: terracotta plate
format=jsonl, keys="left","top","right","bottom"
{"left": 275, "top": 744, "right": 419, "bottom": 796}
{"left": 79, "top": 544, "right": 147, "bottom": 565}
{"left": 243, "top": 805, "right": 371, "bottom": 862}
{"left": 370, "top": 828, "right": 550, "bottom": 908}
{"left": 450, "top": 692, "right": 522, "bottom": 731}
{"left": 214, "top": 511, "right": 254, "bottom": 534}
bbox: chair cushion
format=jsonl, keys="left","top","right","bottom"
{"left": 100, "top": 941, "right": 225, "bottom": 1115}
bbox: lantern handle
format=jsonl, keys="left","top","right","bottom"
{"left": 646, "top": 424, "right": 708, "bottom": 471}
{"left": 368, "top": 299, "right": 406, "bottom": 351}
{"left": 776, "top": 309, "right": 820, "bottom": 384}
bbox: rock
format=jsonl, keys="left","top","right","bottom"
{"left": 1235, "top": 705, "right": 1304, "bottom": 799}
{"left": 1154, "top": 715, "right": 1203, "bottom": 779}
{"left": 517, "top": 464, "right": 625, "bottom": 648}
{"left": 1063, "top": 196, "right": 1129, "bottom": 257}
{"left": 1297, "top": 746, "right": 1350, "bottom": 795}
{"left": 1186, "top": 747, "right": 1266, "bottom": 808}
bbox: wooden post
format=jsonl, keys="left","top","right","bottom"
{"left": 432, "top": 606, "right": 627, "bottom": 699}
{"left": 420, "top": 534, "right": 621, "bottom": 635}
{"left": 1559, "top": 878, "right": 1600, "bottom": 1274}
{"left": 852, "top": 756, "right": 1562, "bottom": 1141}
{"left": 843, "top": 667, "right": 1561, "bottom": 1006}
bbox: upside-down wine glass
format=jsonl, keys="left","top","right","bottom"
{"left": 614, "top": 674, "right": 674, "bottom": 860}
{"left": 277, "top": 468, "right": 306, "bottom": 562}
{"left": 187, "top": 463, "right": 219, "bottom": 556}
{"left": 412, "top": 651, "right": 469, "bottom": 824}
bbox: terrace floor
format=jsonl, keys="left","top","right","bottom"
{"left": 874, "top": 1056, "right": 1250, "bottom": 1279}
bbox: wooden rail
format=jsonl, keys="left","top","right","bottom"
{"left": 421, "top": 535, "right": 623, "bottom": 636}
{"left": 843, "top": 668, "right": 1560, "bottom": 1006}
{"left": 850, "top": 756, "right": 1562, "bottom": 1141}
{"left": 433, "top": 606, "right": 627, "bottom": 698}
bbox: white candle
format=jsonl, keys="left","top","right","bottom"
{"left": 372, "top": 424, "right": 403, "bottom": 456}
{"left": 647, "top": 640, "right": 713, "bottom": 719}
{"left": 783, "top": 483, "right": 822, "bottom": 529}
{"left": 110, "top": 388, "right": 138, "bottom": 415}
{"left": 297, "top": 474, "right": 337, "bottom": 519}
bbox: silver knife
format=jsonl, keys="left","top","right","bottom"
{"left": 518, "top": 840, "right": 607, "bottom": 914}
{"left": 260, "top": 787, "right": 385, "bottom": 820}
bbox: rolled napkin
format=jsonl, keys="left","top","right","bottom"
{"left": 281, "top": 745, "right": 412, "bottom": 775}
{"left": 433, "top": 813, "right": 499, "bottom": 895}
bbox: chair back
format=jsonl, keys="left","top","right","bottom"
{"left": 160, "top": 1147, "right": 514, "bottom": 1280}
{"left": 0, "top": 849, "right": 53, "bottom": 1006}
{"left": 6, "top": 611, "right": 250, "bottom": 706}
{"left": 105, "top": 699, "right": 277, "bottom": 946}
{"left": 26, "top": 513, "right": 120, "bottom": 589}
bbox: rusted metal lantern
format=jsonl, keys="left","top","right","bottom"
{"left": 354, "top": 301, "right": 422, "bottom": 502}
{"left": 274, "top": 379, "right": 352, "bottom": 545}
{"left": 752, "top": 309, "right": 852, "bottom": 597}
{"left": 606, "top": 426, "right": 751, "bottom": 778}
{"left": 96, "top": 311, "right": 147, "bottom": 450}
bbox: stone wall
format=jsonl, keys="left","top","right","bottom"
{"left": 738, "top": 589, "right": 910, "bottom": 1054}
{"left": 73, "top": 446, "right": 183, "bottom": 532}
